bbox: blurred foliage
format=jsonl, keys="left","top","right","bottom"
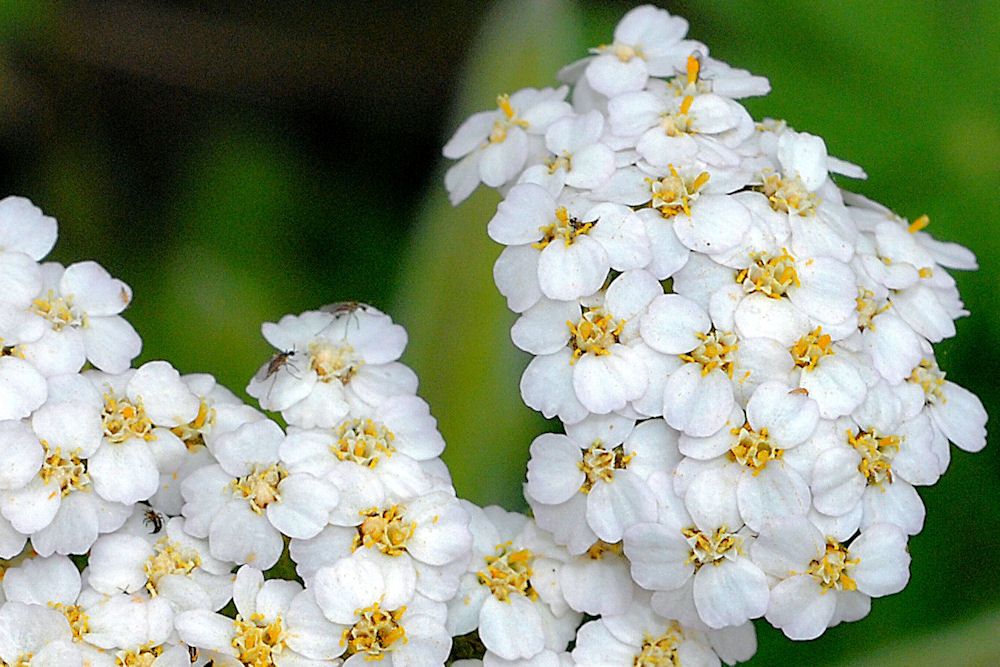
{"left": 0, "top": 1, "right": 997, "bottom": 664}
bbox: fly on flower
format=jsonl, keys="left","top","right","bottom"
{"left": 253, "top": 349, "right": 299, "bottom": 384}
{"left": 320, "top": 300, "right": 371, "bottom": 335}
{"left": 143, "top": 507, "right": 165, "bottom": 534}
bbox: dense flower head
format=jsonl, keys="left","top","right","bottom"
{"left": 443, "top": 2, "right": 987, "bottom": 662}
{"left": 0, "top": 4, "right": 986, "bottom": 667}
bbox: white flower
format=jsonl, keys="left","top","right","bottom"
{"left": 489, "top": 184, "right": 650, "bottom": 310}
{"left": 446, "top": 504, "right": 580, "bottom": 661}
{"left": 623, "top": 469, "right": 769, "bottom": 629}
{"left": 181, "top": 418, "right": 339, "bottom": 569}
{"left": 311, "top": 557, "right": 451, "bottom": 665}
{"left": 176, "top": 565, "right": 343, "bottom": 664}
{"left": 572, "top": 591, "right": 757, "bottom": 666}
{"left": 290, "top": 490, "right": 471, "bottom": 604}
{"left": 517, "top": 270, "right": 662, "bottom": 421}
{"left": 22, "top": 260, "right": 141, "bottom": 375}
{"left": 752, "top": 518, "right": 910, "bottom": 640}
{"left": 443, "top": 87, "right": 572, "bottom": 204}
{"left": 525, "top": 416, "right": 679, "bottom": 545}
{"left": 85, "top": 515, "right": 234, "bottom": 612}
{"left": 247, "top": 306, "right": 416, "bottom": 429}
{"left": 519, "top": 109, "right": 616, "bottom": 194}
{"left": 674, "top": 381, "right": 817, "bottom": 532}
{"left": 900, "top": 357, "right": 987, "bottom": 455}
{"left": 0, "top": 398, "right": 131, "bottom": 556}
{"left": 81, "top": 363, "right": 198, "bottom": 507}
{"left": 563, "top": 5, "right": 702, "bottom": 98}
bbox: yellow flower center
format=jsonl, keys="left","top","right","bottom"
{"left": 31, "top": 291, "right": 85, "bottom": 331}
{"left": 49, "top": 602, "right": 89, "bottom": 641}
{"left": 736, "top": 250, "right": 800, "bottom": 298}
{"left": 679, "top": 329, "right": 738, "bottom": 377}
{"left": 633, "top": 623, "right": 683, "bottom": 667}
{"left": 232, "top": 464, "right": 287, "bottom": 514}
{"left": 567, "top": 308, "right": 625, "bottom": 362}
{"left": 586, "top": 540, "right": 624, "bottom": 561}
{"left": 170, "top": 401, "right": 214, "bottom": 452}
{"left": 759, "top": 171, "right": 816, "bottom": 215}
{"left": 333, "top": 418, "right": 396, "bottom": 467}
{"left": 848, "top": 429, "right": 900, "bottom": 488}
{"left": 232, "top": 613, "right": 286, "bottom": 667}
{"left": 342, "top": 602, "right": 408, "bottom": 660}
{"left": 478, "top": 542, "right": 536, "bottom": 602}
{"left": 533, "top": 206, "right": 596, "bottom": 250}
{"left": 729, "top": 423, "right": 781, "bottom": 473}
{"left": 488, "top": 94, "right": 530, "bottom": 144}
{"left": 102, "top": 395, "right": 155, "bottom": 444}
{"left": 808, "top": 540, "right": 858, "bottom": 591}
{"left": 579, "top": 441, "right": 634, "bottom": 492}
{"left": 116, "top": 645, "right": 163, "bottom": 667}
{"left": 308, "top": 340, "right": 361, "bottom": 384}
{"left": 144, "top": 537, "right": 201, "bottom": 596}
{"left": 646, "top": 165, "right": 710, "bottom": 218}
{"left": 791, "top": 327, "right": 833, "bottom": 370}
{"left": 353, "top": 504, "right": 415, "bottom": 557}
{"left": 39, "top": 442, "right": 89, "bottom": 497}
{"left": 908, "top": 359, "right": 945, "bottom": 405}
{"left": 681, "top": 525, "right": 740, "bottom": 570}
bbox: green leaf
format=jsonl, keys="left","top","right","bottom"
{"left": 392, "top": 0, "right": 586, "bottom": 509}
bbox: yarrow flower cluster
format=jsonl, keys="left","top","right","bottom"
{"left": 443, "top": 2, "right": 987, "bottom": 662}
{"left": 0, "top": 5, "right": 986, "bottom": 667}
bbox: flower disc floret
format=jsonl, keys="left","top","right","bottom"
{"left": 334, "top": 417, "right": 396, "bottom": 466}
{"left": 31, "top": 291, "right": 83, "bottom": 330}
{"left": 308, "top": 339, "right": 361, "bottom": 384}
{"left": 808, "top": 540, "right": 858, "bottom": 592}
{"left": 39, "top": 443, "right": 89, "bottom": 496}
{"left": 737, "top": 250, "right": 800, "bottom": 298}
{"left": 579, "top": 441, "right": 633, "bottom": 491}
{"left": 232, "top": 612, "right": 287, "bottom": 667}
{"left": 909, "top": 359, "right": 945, "bottom": 405}
{"left": 144, "top": 537, "right": 201, "bottom": 596}
{"left": 682, "top": 525, "right": 740, "bottom": 570}
{"left": 479, "top": 542, "right": 536, "bottom": 602}
{"left": 533, "top": 206, "right": 595, "bottom": 250}
{"left": 635, "top": 625, "right": 682, "bottom": 667}
{"left": 679, "top": 329, "right": 738, "bottom": 378}
{"left": 568, "top": 307, "right": 625, "bottom": 361}
{"left": 790, "top": 327, "right": 833, "bottom": 370}
{"left": 102, "top": 395, "right": 154, "bottom": 444}
{"left": 758, "top": 171, "right": 816, "bottom": 215}
{"left": 729, "top": 423, "right": 782, "bottom": 473}
{"left": 849, "top": 429, "right": 900, "bottom": 487}
{"left": 647, "top": 166, "right": 710, "bottom": 218}
{"left": 169, "top": 400, "right": 214, "bottom": 452}
{"left": 232, "top": 463, "right": 287, "bottom": 514}
{"left": 354, "top": 504, "right": 415, "bottom": 556}
{"left": 343, "top": 602, "right": 407, "bottom": 660}
{"left": 48, "top": 601, "right": 89, "bottom": 642}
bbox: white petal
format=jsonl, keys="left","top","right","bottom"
{"left": 662, "top": 365, "right": 734, "bottom": 437}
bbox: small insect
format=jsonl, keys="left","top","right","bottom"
{"left": 320, "top": 300, "right": 370, "bottom": 318}
{"left": 319, "top": 301, "right": 372, "bottom": 337}
{"left": 143, "top": 507, "right": 164, "bottom": 534}
{"left": 254, "top": 349, "right": 297, "bottom": 383}
{"left": 788, "top": 387, "right": 809, "bottom": 396}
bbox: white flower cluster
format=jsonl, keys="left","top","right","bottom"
{"left": 0, "top": 199, "right": 479, "bottom": 663}
{"left": 444, "top": 3, "right": 988, "bottom": 662}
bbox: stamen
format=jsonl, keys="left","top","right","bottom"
{"left": 578, "top": 441, "right": 634, "bottom": 492}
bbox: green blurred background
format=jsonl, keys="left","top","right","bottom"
{"left": 1, "top": 1, "right": 997, "bottom": 664}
